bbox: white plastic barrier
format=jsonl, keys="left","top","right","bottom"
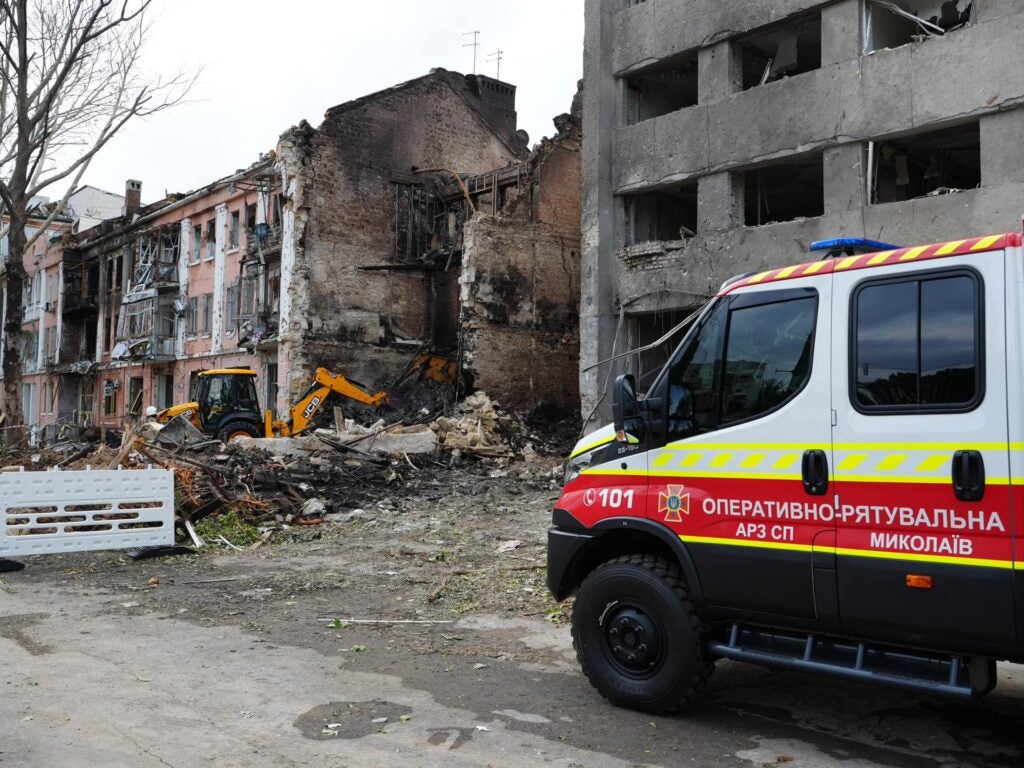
{"left": 0, "top": 467, "right": 174, "bottom": 557}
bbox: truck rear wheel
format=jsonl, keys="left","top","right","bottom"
{"left": 571, "top": 554, "right": 712, "bottom": 714}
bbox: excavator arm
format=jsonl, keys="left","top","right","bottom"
{"left": 274, "top": 367, "right": 388, "bottom": 436}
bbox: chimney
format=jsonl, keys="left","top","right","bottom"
{"left": 123, "top": 179, "right": 142, "bottom": 218}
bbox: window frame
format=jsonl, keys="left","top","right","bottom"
{"left": 228, "top": 209, "right": 240, "bottom": 250}
{"left": 205, "top": 220, "right": 216, "bottom": 261}
{"left": 848, "top": 266, "right": 985, "bottom": 416}
{"left": 186, "top": 296, "right": 198, "bottom": 336}
{"left": 659, "top": 286, "right": 819, "bottom": 441}
{"left": 201, "top": 292, "right": 213, "bottom": 335}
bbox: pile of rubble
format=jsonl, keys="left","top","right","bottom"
{"left": 1, "top": 390, "right": 578, "bottom": 545}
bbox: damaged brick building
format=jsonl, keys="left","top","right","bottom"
{"left": 275, "top": 68, "right": 581, "bottom": 415}
{"left": 582, "top": 0, "right": 1024, "bottom": 422}
{"left": 1, "top": 68, "right": 582, "bottom": 440}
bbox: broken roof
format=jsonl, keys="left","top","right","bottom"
{"left": 322, "top": 68, "right": 527, "bottom": 158}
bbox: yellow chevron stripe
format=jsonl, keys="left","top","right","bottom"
{"left": 663, "top": 441, "right": 1024, "bottom": 451}
{"left": 899, "top": 245, "right": 929, "bottom": 261}
{"left": 837, "top": 454, "right": 868, "bottom": 471}
{"left": 867, "top": 251, "right": 895, "bottom": 266}
{"left": 740, "top": 453, "right": 765, "bottom": 468}
{"left": 651, "top": 452, "right": 676, "bottom": 468}
{"left": 774, "top": 265, "right": 799, "bottom": 279}
{"left": 971, "top": 235, "right": 1002, "bottom": 251}
{"left": 680, "top": 452, "right": 704, "bottom": 467}
{"left": 916, "top": 454, "right": 948, "bottom": 472}
{"left": 773, "top": 453, "right": 800, "bottom": 470}
{"left": 935, "top": 239, "right": 965, "bottom": 255}
{"left": 876, "top": 454, "right": 906, "bottom": 471}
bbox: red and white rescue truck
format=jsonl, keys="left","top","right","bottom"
{"left": 548, "top": 231, "right": 1024, "bottom": 713}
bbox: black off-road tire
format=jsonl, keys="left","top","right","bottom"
{"left": 217, "top": 422, "right": 260, "bottom": 443}
{"left": 571, "top": 554, "right": 713, "bottom": 714}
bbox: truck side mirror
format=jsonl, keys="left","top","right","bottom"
{"left": 613, "top": 374, "right": 643, "bottom": 443}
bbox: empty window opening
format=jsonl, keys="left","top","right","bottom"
{"left": 865, "top": 0, "right": 974, "bottom": 51}
{"left": 624, "top": 52, "right": 698, "bottom": 125}
{"left": 739, "top": 13, "right": 821, "bottom": 90}
{"left": 743, "top": 155, "right": 824, "bottom": 226}
{"left": 867, "top": 122, "right": 980, "bottom": 204}
{"left": 627, "top": 309, "right": 698, "bottom": 392}
{"left": 623, "top": 184, "right": 698, "bottom": 245}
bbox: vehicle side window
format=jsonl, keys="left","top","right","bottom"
{"left": 720, "top": 298, "right": 815, "bottom": 425}
{"left": 235, "top": 377, "right": 260, "bottom": 413}
{"left": 666, "top": 292, "right": 816, "bottom": 441}
{"left": 668, "top": 301, "right": 727, "bottom": 440}
{"left": 853, "top": 271, "right": 981, "bottom": 411}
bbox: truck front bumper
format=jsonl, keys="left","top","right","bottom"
{"left": 547, "top": 515, "right": 594, "bottom": 601}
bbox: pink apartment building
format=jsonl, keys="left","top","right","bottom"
{"left": 9, "top": 160, "right": 283, "bottom": 440}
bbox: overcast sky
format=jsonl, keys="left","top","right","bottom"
{"left": 75, "top": 0, "right": 584, "bottom": 203}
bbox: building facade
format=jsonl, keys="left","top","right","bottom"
{"left": 582, "top": 0, "right": 1024, "bottom": 423}
{"left": 2, "top": 68, "right": 583, "bottom": 442}
{"left": 274, "top": 68, "right": 530, "bottom": 407}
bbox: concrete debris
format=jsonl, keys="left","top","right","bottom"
{"left": 431, "top": 392, "right": 514, "bottom": 458}
{"left": 0, "top": 385, "right": 578, "bottom": 551}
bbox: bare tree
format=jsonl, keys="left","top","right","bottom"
{"left": 0, "top": 0, "right": 191, "bottom": 446}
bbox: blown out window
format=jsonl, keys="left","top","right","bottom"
{"left": 666, "top": 290, "right": 817, "bottom": 441}
{"left": 852, "top": 270, "right": 981, "bottom": 411}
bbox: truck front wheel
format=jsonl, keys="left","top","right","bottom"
{"left": 571, "top": 554, "right": 713, "bottom": 714}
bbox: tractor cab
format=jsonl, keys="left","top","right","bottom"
{"left": 158, "top": 369, "right": 264, "bottom": 441}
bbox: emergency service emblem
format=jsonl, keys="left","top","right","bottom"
{"left": 659, "top": 485, "right": 690, "bottom": 523}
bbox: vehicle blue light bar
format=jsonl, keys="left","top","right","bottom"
{"left": 810, "top": 237, "right": 902, "bottom": 256}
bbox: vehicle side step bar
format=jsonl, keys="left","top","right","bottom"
{"left": 707, "top": 623, "right": 996, "bottom": 699}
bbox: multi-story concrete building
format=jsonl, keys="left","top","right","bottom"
{"left": 581, "top": 0, "right": 1024, "bottom": 423}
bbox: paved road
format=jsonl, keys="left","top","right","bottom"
{"left": 2, "top": 556, "right": 1023, "bottom": 768}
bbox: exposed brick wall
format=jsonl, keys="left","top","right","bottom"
{"left": 286, "top": 74, "right": 522, "bottom": 389}
{"left": 457, "top": 122, "right": 582, "bottom": 414}
{"left": 531, "top": 137, "right": 583, "bottom": 233}
{"left": 460, "top": 218, "right": 580, "bottom": 413}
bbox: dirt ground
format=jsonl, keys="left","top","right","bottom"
{"left": 6, "top": 454, "right": 1024, "bottom": 767}
{"left": 5, "top": 455, "right": 571, "bottom": 671}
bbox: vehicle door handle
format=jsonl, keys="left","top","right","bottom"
{"left": 802, "top": 449, "right": 829, "bottom": 496}
{"left": 952, "top": 450, "right": 985, "bottom": 502}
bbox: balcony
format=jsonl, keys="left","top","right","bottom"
{"left": 245, "top": 222, "right": 282, "bottom": 259}
{"left": 237, "top": 301, "right": 279, "bottom": 350}
{"left": 63, "top": 291, "right": 98, "bottom": 314}
{"left": 111, "top": 288, "right": 177, "bottom": 362}
{"left": 62, "top": 262, "right": 100, "bottom": 315}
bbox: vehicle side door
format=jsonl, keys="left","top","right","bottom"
{"left": 831, "top": 252, "right": 1015, "bottom": 655}
{"left": 645, "top": 281, "right": 834, "bottom": 626}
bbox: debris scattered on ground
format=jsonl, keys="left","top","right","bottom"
{"left": 0, "top": 387, "right": 578, "bottom": 558}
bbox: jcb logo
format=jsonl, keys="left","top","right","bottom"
{"left": 302, "top": 396, "right": 321, "bottom": 420}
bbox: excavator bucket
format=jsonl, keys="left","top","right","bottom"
{"left": 153, "top": 413, "right": 209, "bottom": 450}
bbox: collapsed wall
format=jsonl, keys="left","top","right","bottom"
{"left": 275, "top": 72, "right": 523, "bottom": 408}
{"left": 459, "top": 109, "right": 583, "bottom": 414}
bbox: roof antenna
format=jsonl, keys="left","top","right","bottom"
{"left": 463, "top": 31, "right": 480, "bottom": 74}
{"left": 487, "top": 48, "right": 504, "bottom": 80}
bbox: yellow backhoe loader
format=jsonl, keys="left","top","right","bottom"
{"left": 157, "top": 367, "right": 389, "bottom": 442}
